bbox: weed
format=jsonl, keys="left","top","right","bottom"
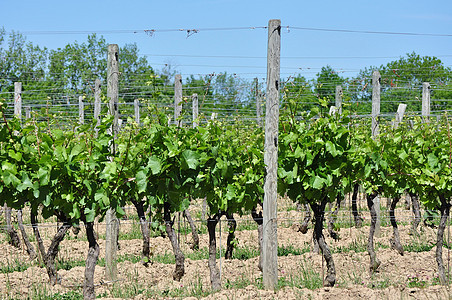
{"left": 278, "top": 244, "right": 310, "bottom": 256}
{"left": 230, "top": 245, "right": 259, "bottom": 260}
{"left": 97, "top": 253, "right": 142, "bottom": 267}
{"left": 277, "top": 259, "right": 323, "bottom": 290}
{"left": 0, "top": 258, "right": 32, "bottom": 274}
{"left": 56, "top": 257, "right": 85, "bottom": 271}
{"left": 407, "top": 274, "right": 427, "bottom": 288}
{"left": 367, "top": 276, "right": 392, "bottom": 289}
{"left": 28, "top": 283, "right": 83, "bottom": 300}
{"left": 404, "top": 240, "right": 434, "bottom": 252}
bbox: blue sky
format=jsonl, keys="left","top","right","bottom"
{"left": 1, "top": 0, "right": 451, "bottom": 81}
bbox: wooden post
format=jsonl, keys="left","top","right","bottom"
{"left": 94, "top": 79, "right": 101, "bottom": 127}
{"left": 25, "top": 107, "right": 31, "bottom": 119}
{"left": 422, "top": 82, "right": 431, "bottom": 122}
{"left": 192, "top": 93, "right": 198, "bottom": 128}
{"left": 371, "top": 71, "right": 381, "bottom": 137}
{"left": 14, "top": 82, "right": 22, "bottom": 119}
{"left": 107, "top": 45, "right": 120, "bottom": 137}
{"left": 371, "top": 70, "right": 381, "bottom": 237}
{"left": 105, "top": 44, "right": 119, "bottom": 281}
{"left": 335, "top": 85, "right": 343, "bottom": 115}
{"left": 134, "top": 99, "right": 140, "bottom": 125}
{"left": 262, "top": 19, "right": 280, "bottom": 290}
{"left": 79, "top": 96, "right": 84, "bottom": 125}
{"left": 393, "top": 103, "right": 407, "bottom": 129}
{"left": 174, "top": 74, "right": 182, "bottom": 126}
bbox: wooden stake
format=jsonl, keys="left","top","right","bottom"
{"left": 14, "top": 82, "right": 22, "bottom": 120}
{"left": 335, "top": 85, "right": 343, "bottom": 115}
{"left": 174, "top": 74, "right": 182, "bottom": 127}
{"left": 371, "top": 71, "right": 381, "bottom": 137}
{"left": 192, "top": 93, "right": 198, "bottom": 128}
{"left": 393, "top": 103, "right": 407, "bottom": 129}
{"left": 422, "top": 82, "right": 431, "bottom": 123}
{"left": 94, "top": 79, "right": 101, "bottom": 128}
{"left": 372, "top": 70, "right": 381, "bottom": 237}
{"left": 105, "top": 44, "right": 119, "bottom": 281}
{"left": 134, "top": 99, "right": 140, "bottom": 125}
{"left": 262, "top": 19, "right": 280, "bottom": 290}
{"left": 79, "top": 96, "right": 84, "bottom": 125}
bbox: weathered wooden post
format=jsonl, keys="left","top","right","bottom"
{"left": 422, "top": 82, "right": 431, "bottom": 123}
{"left": 262, "top": 19, "right": 280, "bottom": 290}
{"left": 134, "top": 99, "right": 140, "bottom": 125}
{"left": 372, "top": 71, "right": 381, "bottom": 136}
{"left": 105, "top": 44, "right": 120, "bottom": 282}
{"left": 174, "top": 74, "right": 182, "bottom": 126}
{"left": 335, "top": 85, "right": 343, "bottom": 115}
{"left": 192, "top": 93, "right": 198, "bottom": 128}
{"left": 25, "top": 107, "right": 31, "bottom": 119}
{"left": 94, "top": 79, "right": 101, "bottom": 128}
{"left": 393, "top": 103, "right": 407, "bottom": 129}
{"left": 372, "top": 70, "right": 381, "bottom": 237}
{"left": 14, "top": 82, "right": 22, "bottom": 119}
{"left": 79, "top": 96, "right": 84, "bottom": 125}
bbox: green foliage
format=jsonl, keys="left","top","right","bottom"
{"left": 0, "top": 30, "right": 48, "bottom": 95}
{"left": 315, "top": 65, "right": 345, "bottom": 103}
{"left": 278, "top": 106, "right": 353, "bottom": 207}
{"left": 348, "top": 52, "right": 452, "bottom": 114}
{"left": 0, "top": 100, "right": 266, "bottom": 240}
{"left": 278, "top": 259, "right": 323, "bottom": 290}
{"left": 193, "top": 120, "right": 265, "bottom": 217}
{"left": 281, "top": 75, "right": 317, "bottom": 116}
{"left": 277, "top": 244, "right": 310, "bottom": 256}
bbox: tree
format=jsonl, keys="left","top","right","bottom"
{"left": 48, "top": 34, "right": 107, "bottom": 96}
{"left": 281, "top": 75, "right": 317, "bottom": 115}
{"left": 315, "top": 66, "right": 345, "bottom": 104}
{"left": 119, "top": 43, "right": 156, "bottom": 104}
{"left": 348, "top": 53, "right": 452, "bottom": 114}
{"left": 0, "top": 30, "right": 48, "bottom": 102}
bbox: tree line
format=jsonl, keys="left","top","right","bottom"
{"left": 1, "top": 29, "right": 452, "bottom": 117}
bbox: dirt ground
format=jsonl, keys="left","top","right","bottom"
{"left": 1, "top": 199, "right": 452, "bottom": 299}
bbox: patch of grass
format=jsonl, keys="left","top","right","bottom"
{"left": 28, "top": 284, "right": 83, "bottom": 300}
{"left": 332, "top": 236, "right": 389, "bottom": 254}
{"left": 56, "top": 257, "right": 86, "bottom": 271}
{"left": 150, "top": 245, "right": 260, "bottom": 264}
{"left": 224, "top": 273, "right": 254, "bottom": 289}
{"left": 332, "top": 238, "right": 367, "bottom": 253}
{"left": 64, "top": 231, "right": 87, "bottom": 242}
{"left": 103, "top": 269, "right": 146, "bottom": 299}
{"left": 97, "top": 253, "right": 142, "bottom": 267}
{"left": 407, "top": 274, "right": 428, "bottom": 288}
{"left": 367, "top": 275, "right": 393, "bottom": 289}
{"left": 117, "top": 222, "right": 143, "bottom": 240}
{"left": 146, "top": 274, "right": 211, "bottom": 298}
{"left": 230, "top": 245, "right": 259, "bottom": 260}
{"left": 0, "top": 258, "right": 32, "bottom": 274}
{"left": 149, "top": 243, "right": 309, "bottom": 265}
{"left": 278, "top": 244, "right": 310, "bottom": 256}
{"left": 343, "top": 269, "right": 366, "bottom": 287}
{"left": 278, "top": 259, "right": 323, "bottom": 290}
{"left": 235, "top": 220, "right": 258, "bottom": 231}
{"left": 404, "top": 240, "right": 435, "bottom": 253}
{"left": 150, "top": 251, "right": 177, "bottom": 264}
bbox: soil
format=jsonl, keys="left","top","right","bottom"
{"left": 0, "top": 197, "right": 451, "bottom": 299}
